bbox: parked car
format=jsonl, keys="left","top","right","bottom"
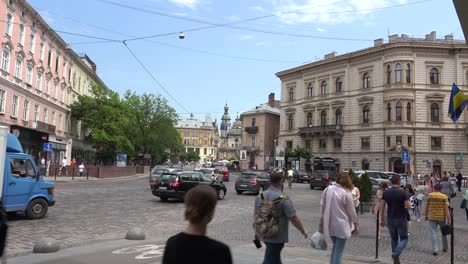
{"left": 199, "top": 168, "right": 224, "bottom": 182}
{"left": 152, "top": 171, "right": 227, "bottom": 201}
{"left": 354, "top": 170, "right": 392, "bottom": 186}
{"left": 218, "top": 166, "right": 230, "bottom": 181}
{"left": 309, "top": 170, "right": 336, "bottom": 189}
{"left": 148, "top": 166, "right": 168, "bottom": 186}
{"left": 295, "top": 171, "right": 312, "bottom": 183}
{"left": 235, "top": 171, "right": 270, "bottom": 194}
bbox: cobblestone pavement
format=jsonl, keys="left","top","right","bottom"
{"left": 5, "top": 173, "right": 468, "bottom": 264}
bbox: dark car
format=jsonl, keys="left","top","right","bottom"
{"left": 309, "top": 170, "right": 336, "bottom": 190}
{"left": 295, "top": 171, "right": 312, "bottom": 183}
{"left": 148, "top": 167, "right": 182, "bottom": 187}
{"left": 152, "top": 171, "right": 227, "bottom": 201}
{"left": 235, "top": 171, "right": 270, "bottom": 195}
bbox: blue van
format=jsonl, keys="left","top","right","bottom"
{"left": 3, "top": 133, "right": 55, "bottom": 219}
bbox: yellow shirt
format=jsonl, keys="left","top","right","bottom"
{"left": 426, "top": 192, "right": 449, "bottom": 221}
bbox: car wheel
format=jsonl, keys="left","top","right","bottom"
{"left": 236, "top": 190, "right": 242, "bottom": 195}
{"left": 25, "top": 199, "right": 48, "bottom": 220}
{"left": 160, "top": 197, "right": 168, "bottom": 201}
{"left": 217, "top": 190, "right": 226, "bottom": 200}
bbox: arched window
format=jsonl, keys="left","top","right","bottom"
{"left": 320, "top": 110, "right": 327, "bottom": 127}
{"left": 387, "top": 103, "right": 392, "bottom": 121}
{"left": 430, "top": 68, "right": 439, "bottom": 84}
{"left": 1, "top": 44, "right": 11, "bottom": 72}
{"left": 362, "top": 159, "right": 370, "bottom": 170}
{"left": 406, "top": 102, "right": 411, "bottom": 121}
{"left": 288, "top": 115, "right": 294, "bottom": 130}
{"left": 307, "top": 112, "right": 313, "bottom": 127}
{"left": 431, "top": 103, "right": 439, "bottom": 122}
{"left": 396, "top": 101, "right": 402, "bottom": 121}
{"left": 363, "top": 72, "right": 370, "bottom": 89}
{"left": 336, "top": 78, "right": 342, "bottom": 93}
{"left": 321, "top": 80, "right": 327, "bottom": 95}
{"left": 335, "top": 109, "right": 342, "bottom": 125}
{"left": 288, "top": 88, "right": 294, "bottom": 101}
{"left": 386, "top": 65, "right": 392, "bottom": 84}
{"left": 307, "top": 83, "right": 313, "bottom": 97}
{"left": 362, "top": 105, "right": 370, "bottom": 124}
{"left": 406, "top": 63, "right": 411, "bottom": 83}
{"left": 395, "top": 63, "right": 402, "bottom": 83}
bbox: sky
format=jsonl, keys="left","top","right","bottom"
{"left": 28, "top": 0, "right": 464, "bottom": 123}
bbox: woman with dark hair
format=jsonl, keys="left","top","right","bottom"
{"left": 162, "top": 185, "right": 232, "bottom": 264}
{"left": 456, "top": 172, "right": 463, "bottom": 192}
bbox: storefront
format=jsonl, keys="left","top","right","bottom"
{"left": 10, "top": 125, "right": 49, "bottom": 163}
{"left": 49, "top": 135, "right": 67, "bottom": 165}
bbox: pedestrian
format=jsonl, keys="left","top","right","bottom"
{"left": 58, "top": 157, "right": 68, "bottom": 176}
{"left": 462, "top": 189, "right": 468, "bottom": 221}
{"left": 78, "top": 163, "right": 85, "bottom": 177}
{"left": 254, "top": 171, "right": 308, "bottom": 264}
{"left": 320, "top": 172, "right": 359, "bottom": 264}
{"left": 456, "top": 172, "right": 463, "bottom": 192}
{"left": 426, "top": 174, "right": 436, "bottom": 193}
{"left": 404, "top": 185, "right": 416, "bottom": 236}
{"left": 162, "top": 185, "right": 232, "bottom": 264}
{"left": 372, "top": 182, "right": 388, "bottom": 240}
{"left": 406, "top": 171, "right": 414, "bottom": 187}
{"left": 425, "top": 183, "right": 451, "bottom": 256}
{"left": 351, "top": 181, "right": 360, "bottom": 214}
{"left": 380, "top": 176, "right": 411, "bottom": 264}
{"left": 414, "top": 181, "right": 425, "bottom": 222}
{"left": 440, "top": 176, "right": 455, "bottom": 203}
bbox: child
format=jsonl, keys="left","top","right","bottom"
{"left": 78, "top": 163, "right": 85, "bottom": 177}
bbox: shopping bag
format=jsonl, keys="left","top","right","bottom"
{"left": 310, "top": 231, "right": 327, "bottom": 250}
{"left": 440, "top": 225, "right": 452, "bottom": 236}
{"left": 461, "top": 199, "right": 467, "bottom": 209}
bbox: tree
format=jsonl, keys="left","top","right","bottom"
{"left": 358, "top": 172, "right": 373, "bottom": 203}
{"left": 185, "top": 151, "right": 200, "bottom": 162}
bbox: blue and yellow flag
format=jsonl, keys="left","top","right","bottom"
{"left": 448, "top": 83, "right": 468, "bottom": 122}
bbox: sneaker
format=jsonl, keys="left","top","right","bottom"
{"left": 433, "top": 252, "right": 438, "bottom": 256}
{"left": 392, "top": 254, "right": 401, "bottom": 264}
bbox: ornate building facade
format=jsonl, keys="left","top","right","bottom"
{"left": 276, "top": 32, "right": 468, "bottom": 176}
{"left": 218, "top": 103, "right": 242, "bottom": 160}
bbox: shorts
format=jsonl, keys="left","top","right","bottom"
{"left": 60, "top": 166, "right": 67, "bottom": 172}
{"left": 406, "top": 210, "right": 411, "bottom": 221}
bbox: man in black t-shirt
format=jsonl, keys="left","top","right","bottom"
{"left": 381, "top": 176, "right": 410, "bottom": 264}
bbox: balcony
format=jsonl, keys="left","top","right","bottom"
{"left": 244, "top": 126, "right": 259, "bottom": 134}
{"left": 299, "top": 124, "right": 343, "bottom": 137}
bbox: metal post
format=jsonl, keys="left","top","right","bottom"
{"left": 72, "top": 167, "right": 74, "bottom": 180}
{"left": 86, "top": 168, "right": 89, "bottom": 180}
{"left": 54, "top": 167, "right": 57, "bottom": 181}
{"left": 375, "top": 210, "right": 380, "bottom": 259}
{"left": 450, "top": 207, "right": 454, "bottom": 264}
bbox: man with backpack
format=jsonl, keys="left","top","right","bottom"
{"left": 253, "top": 172, "right": 308, "bottom": 264}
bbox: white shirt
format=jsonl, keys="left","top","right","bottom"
{"left": 61, "top": 159, "right": 67, "bottom": 167}
{"left": 78, "top": 164, "right": 84, "bottom": 172}
{"left": 321, "top": 184, "right": 358, "bottom": 239}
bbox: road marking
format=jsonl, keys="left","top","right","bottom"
{"left": 112, "top": 244, "right": 165, "bottom": 260}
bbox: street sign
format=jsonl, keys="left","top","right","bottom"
{"left": 401, "top": 150, "right": 409, "bottom": 164}
{"left": 43, "top": 143, "right": 53, "bottom": 152}
{"left": 426, "top": 159, "right": 432, "bottom": 168}
{"left": 264, "top": 151, "right": 270, "bottom": 157}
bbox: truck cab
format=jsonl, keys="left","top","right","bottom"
{"left": 2, "top": 133, "right": 55, "bottom": 219}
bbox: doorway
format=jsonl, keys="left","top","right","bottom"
{"left": 433, "top": 160, "right": 442, "bottom": 178}
{"left": 393, "top": 159, "right": 405, "bottom": 173}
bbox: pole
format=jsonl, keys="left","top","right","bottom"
{"left": 375, "top": 210, "right": 380, "bottom": 259}
{"left": 450, "top": 207, "right": 454, "bottom": 264}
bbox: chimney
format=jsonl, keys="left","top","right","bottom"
{"left": 268, "top": 93, "right": 275, "bottom": 108}
{"left": 401, "top": 34, "right": 409, "bottom": 39}
{"left": 430, "top": 31, "right": 436, "bottom": 40}
{"left": 92, "top": 64, "right": 97, "bottom": 73}
{"left": 324, "top": 51, "right": 336, "bottom": 60}
{"left": 388, "top": 34, "right": 399, "bottom": 43}
{"left": 374, "top": 38, "right": 384, "bottom": 46}
{"left": 445, "top": 34, "right": 453, "bottom": 41}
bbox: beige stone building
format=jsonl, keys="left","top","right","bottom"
{"left": 218, "top": 103, "right": 242, "bottom": 160}
{"left": 276, "top": 32, "right": 468, "bottom": 176}
{"left": 240, "top": 93, "right": 280, "bottom": 170}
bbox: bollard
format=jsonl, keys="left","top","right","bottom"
{"left": 54, "top": 167, "right": 57, "bottom": 180}
{"left": 86, "top": 168, "right": 89, "bottom": 180}
{"left": 375, "top": 210, "right": 379, "bottom": 259}
{"left": 72, "top": 167, "right": 75, "bottom": 179}
{"left": 450, "top": 207, "right": 454, "bottom": 264}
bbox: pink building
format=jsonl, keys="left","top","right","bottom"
{"left": 0, "top": 0, "right": 73, "bottom": 164}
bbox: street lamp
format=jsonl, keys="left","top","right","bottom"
{"left": 274, "top": 139, "right": 278, "bottom": 168}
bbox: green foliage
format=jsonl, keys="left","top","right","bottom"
{"left": 358, "top": 172, "right": 373, "bottom": 203}
{"left": 184, "top": 151, "right": 200, "bottom": 162}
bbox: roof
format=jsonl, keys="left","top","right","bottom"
{"left": 240, "top": 102, "right": 280, "bottom": 117}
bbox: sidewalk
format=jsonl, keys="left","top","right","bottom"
{"left": 5, "top": 238, "right": 389, "bottom": 264}
{"left": 43, "top": 174, "right": 147, "bottom": 182}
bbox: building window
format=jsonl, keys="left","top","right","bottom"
{"left": 406, "top": 102, "right": 411, "bottom": 121}
{"left": 45, "top": 78, "right": 50, "bottom": 94}
{"left": 431, "top": 137, "right": 442, "bottom": 151}
{"left": 61, "top": 87, "right": 65, "bottom": 102}
{"left": 11, "top": 95, "right": 18, "bottom": 117}
{"left": 319, "top": 139, "right": 327, "bottom": 149}
{"left": 430, "top": 103, "right": 439, "bottom": 122}
{"left": 395, "top": 63, "right": 402, "bottom": 83}
{"left": 335, "top": 109, "right": 342, "bottom": 125}
{"left": 53, "top": 84, "right": 57, "bottom": 98}
{"left": 396, "top": 101, "right": 402, "bottom": 121}
{"left": 396, "top": 136, "right": 402, "bottom": 145}
{"left": 305, "top": 140, "right": 311, "bottom": 149}
{"left": 306, "top": 112, "right": 313, "bottom": 127}
{"left": 288, "top": 88, "right": 294, "bottom": 101}
{"left": 47, "top": 50, "right": 52, "bottom": 68}
{"left": 251, "top": 117, "right": 256, "bottom": 127}
{"left": 39, "top": 43, "right": 44, "bottom": 61}
{"left": 288, "top": 115, "right": 294, "bottom": 130}
{"left": 408, "top": 136, "right": 412, "bottom": 147}
{"left": 14, "top": 56, "right": 23, "bottom": 79}
{"left": 58, "top": 114, "right": 62, "bottom": 131}
{"left": 430, "top": 68, "right": 439, "bottom": 84}
{"left": 386, "top": 136, "right": 391, "bottom": 147}
{"left": 334, "top": 138, "right": 342, "bottom": 149}
{"left": 43, "top": 108, "right": 48, "bottom": 123}
{"left": 51, "top": 111, "right": 55, "bottom": 126}
{"left": 25, "top": 65, "right": 33, "bottom": 85}
{"left": 22, "top": 100, "right": 29, "bottom": 121}
{"left": 33, "top": 104, "right": 39, "bottom": 122}
{"left": 336, "top": 78, "right": 342, "bottom": 93}
{"left": 204, "top": 148, "right": 207, "bottom": 155}
{"left": 307, "top": 83, "right": 313, "bottom": 97}
{"left": 361, "top": 137, "right": 370, "bottom": 150}
{"left": 363, "top": 72, "right": 370, "bottom": 89}
{"left": 1, "top": 45, "right": 11, "bottom": 72}
{"left": 320, "top": 110, "right": 327, "bottom": 127}
{"left": 362, "top": 105, "right": 370, "bottom": 124}
{"left": 387, "top": 103, "right": 392, "bottom": 121}
{"left": 286, "top": 141, "right": 293, "bottom": 149}
{"left": 36, "top": 73, "right": 42, "bottom": 90}
{"left": 362, "top": 159, "right": 370, "bottom": 170}
{"left": 0, "top": 90, "right": 5, "bottom": 113}
{"left": 321, "top": 80, "right": 327, "bottom": 95}
{"left": 55, "top": 56, "right": 59, "bottom": 72}
{"left": 19, "top": 24, "right": 25, "bottom": 46}
{"left": 62, "top": 62, "right": 67, "bottom": 78}
{"left": 29, "top": 34, "right": 35, "bottom": 53}
{"left": 406, "top": 63, "right": 411, "bottom": 83}
{"left": 5, "top": 13, "right": 13, "bottom": 36}
{"left": 386, "top": 65, "right": 391, "bottom": 84}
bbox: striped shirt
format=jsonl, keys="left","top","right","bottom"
{"left": 426, "top": 192, "right": 449, "bottom": 221}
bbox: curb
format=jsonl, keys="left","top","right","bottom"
{"left": 43, "top": 174, "right": 147, "bottom": 183}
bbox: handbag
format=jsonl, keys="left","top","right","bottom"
{"left": 310, "top": 231, "right": 328, "bottom": 250}
{"left": 461, "top": 199, "right": 467, "bottom": 209}
{"left": 440, "top": 225, "right": 452, "bottom": 236}
{"left": 451, "top": 192, "right": 457, "bottom": 198}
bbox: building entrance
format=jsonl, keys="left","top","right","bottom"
{"left": 393, "top": 159, "right": 405, "bottom": 173}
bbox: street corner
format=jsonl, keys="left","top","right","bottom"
{"left": 6, "top": 238, "right": 169, "bottom": 264}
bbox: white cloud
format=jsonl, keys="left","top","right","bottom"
{"left": 255, "top": 41, "right": 268, "bottom": 46}
{"left": 249, "top": 6, "right": 267, "bottom": 13}
{"left": 168, "top": 0, "right": 201, "bottom": 9}
{"left": 226, "top": 15, "right": 241, "bottom": 21}
{"left": 272, "top": 0, "right": 409, "bottom": 25}
{"left": 316, "top": 27, "right": 326, "bottom": 32}
{"left": 240, "top": 35, "right": 254, "bottom": 40}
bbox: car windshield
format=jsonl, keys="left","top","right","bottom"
{"left": 159, "top": 174, "right": 177, "bottom": 183}
{"left": 201, "top": 174, "right": 214, "bottom": 182}
{"left": 240, "top": 173, "right": 254, "bottom": 178}
{"left": 151, "top": 168, "right": 167, "bottom": 175}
